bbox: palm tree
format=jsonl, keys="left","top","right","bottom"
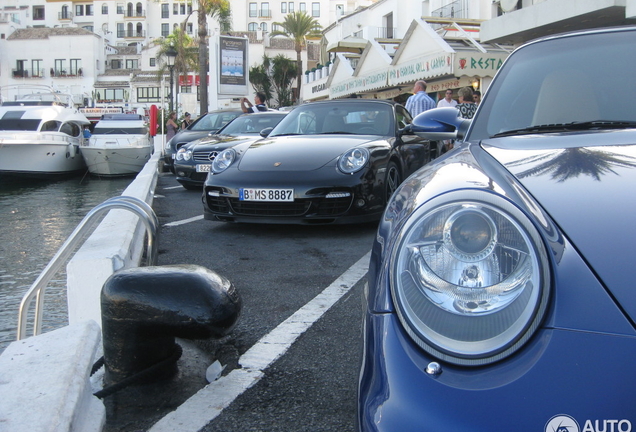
{"left": 271, "top": 54, "right": 295, "bottom": 107}
{"left": 249, "top": 55, "right": 274, "bottom": 105}
{"left": 248, "top": 54, "right": 295, "bottom": 108}
{"left": 155, "top": 29, "right": 196, "bottom": 116}
{"left": 270, "top": 11, "right": 322, "bottom": 104}
{"left": 194, "top": 0, "right": 231, "bottom": 115}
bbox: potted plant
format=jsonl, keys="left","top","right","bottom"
{"left": 325, "top": 61, "right": 332, "bottom": 76}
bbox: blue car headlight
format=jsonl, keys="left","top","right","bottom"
{"left": 338, "top": 147, "right": 369, "bottom": 174}
{"left": 211, "top": 148, "right": 236, "bottom": 173}
{"left": 175, "top": 148, "right": 192, "bottom": 161}
{"left": 390, "top": 190, "right": 550, "bottom": 366}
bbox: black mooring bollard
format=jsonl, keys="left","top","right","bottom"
{"left": 100, "top": 265, "right": 241, "bottom": 387}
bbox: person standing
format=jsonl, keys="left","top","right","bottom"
{"left": 456, "top": 87, "right": 478, "bottom": 119}
{"left": 241, "top": 92, "right": 268, "bottom": 113}
{"left": 166, "top": 111, "right": 179, "bottom": 141}
{"left": 437, "top": 89, "right": 458, "bottom": 108}
{"left": 181, "top": 112, "right": 192, "bottom": 130}
{"left": 473, "top": 91, "right": 482, "bottom": 105}
{"left": 405, "top": 80, "right": 436, "bottom": 117}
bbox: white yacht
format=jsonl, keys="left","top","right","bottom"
{"left": 81, "top": 113, "right": 154, "bottom": 176}
{"left": 0, "top": 85, "right": 90, "bottom": 177}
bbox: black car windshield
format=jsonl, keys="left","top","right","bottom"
{"left": 269, "top": 102, "right": 394, "bottom": 137}
{"left": 190, "top": 112, "right": 240, "bottom": 131}
{"left": 217, "top": 113, "right": 285, "bottom": 136}
{"left": 469, "top": 30, "right": 636, "bottom": 141}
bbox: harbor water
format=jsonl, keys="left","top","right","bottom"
{"left": 0, "top": 174, "right": 131, "bottom": 354}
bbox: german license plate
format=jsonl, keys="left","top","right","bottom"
{"left": 196, "top": 164, "right": 210, "bottom": 173}
{"left": 239, "top": 188, "right": 294, "bottom": 202}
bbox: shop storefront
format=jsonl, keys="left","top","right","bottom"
{"left": 303, "top": 18, "right": 511, "bottom": 104}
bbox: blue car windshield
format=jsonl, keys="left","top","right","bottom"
{"left": 190, "top": 112, "right": 240, "bottom": 131}
{"left": 217, "top": 113, "right": 285, "bottom": 136}
{"left": 469, "top": 30, "right": 636, "bottom": 140}
{"left": 269, "top": 102, "right": 394, "bottom": 137}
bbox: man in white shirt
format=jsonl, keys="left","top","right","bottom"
{"left": 437, "top": 90, "right": 458, "bottom": 108}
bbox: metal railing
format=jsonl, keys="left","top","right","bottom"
{"left": 17, "top": 196, "right": 158, "bottom": 340}
{"left": 432, "top": 0, "right": 468, "bottom": 19}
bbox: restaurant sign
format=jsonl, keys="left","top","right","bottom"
{"left": 388, "top": 54, "right": 453, "bottom": 86}
{"left": 453, "top": 52, "right": 508, "bottom": 77}
{"left": 330, "top": 70, "right": 388, "bottom": 99}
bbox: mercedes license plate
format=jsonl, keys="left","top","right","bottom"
{"left": 196, "top": 164, "right": 210, "bottom": 173}
{"left": 239, "top": 188, "right": 293, "bottom": 202}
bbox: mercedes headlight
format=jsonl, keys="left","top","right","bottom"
{"left": 390, "top": 190, "right": 550, "bottom": 366}
{"left": 338, "top": 147, "right": 369, "bottom": 174}
{"left": 175, "top": 148, "right": 192, "bottom": 161}
{"left": 211, "top": 148, "right": 236, "bottom": 173}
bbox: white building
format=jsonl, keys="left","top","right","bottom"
{"left": 2, "top": 0, "right": 634, "bottom": 113}
{"left": 0, "top": 0, "right": 374, "bottom": 114}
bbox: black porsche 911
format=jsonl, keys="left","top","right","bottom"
{"left": 174, "top": 111, "right": 287, "bottom": 189}
{"left": 202, "top": 99, "right": 437, "bottom": 225}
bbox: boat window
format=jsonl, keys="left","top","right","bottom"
{"left": 0, "top": 119, "right": 41, "bottom": 131}
{"left": 93, "top": 127, "right": 149, "bottom": 135}
{"left": 60, "top": 122, "right": 80, "bottom": 137}
{"left": 41, "top": 120, "right": 62, "bottom": 132}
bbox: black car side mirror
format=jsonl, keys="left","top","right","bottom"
{"left": 398, "top": 124, "right": 414, "bottom": 136}
{"left": 260, "top": 127, "right": 274, "bottom": 138}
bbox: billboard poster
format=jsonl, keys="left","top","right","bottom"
{"left": 218, "top": 35, "right": 249, "bottom": 95}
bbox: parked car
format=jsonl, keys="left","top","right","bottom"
{"left": 173, "top": 111, "right": 287, "bottom": 189}
{"left": 202, "top": 99, "right": 437, "bottom": 224}
{"left": 358, "top": 27, "right": 636, "bottom": 432}
{"left": 163, "top": 109, "right": 242, "bottom": 172}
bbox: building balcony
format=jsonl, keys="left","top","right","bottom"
{"left": 12, "top": 69, "right": 45, "bottom": 78}
{"left": 49, "top": 68, "right": 84, "bottom": 78}
{"left": 58, "top": 11, "right": 73, "bottom": 21}
{"left": 259, "top": 10, "right": 272, "bottom": 19}
{"left": 124, "top": 10, "right": 146, "bottom": 18}
{"left": 481, "top": 0, "right": 632, "bottom": 44}
{"left": 123, "top": 30, "right": 146, "bottom": 38}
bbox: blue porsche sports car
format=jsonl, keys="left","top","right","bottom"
{"left": 358, "top": 27, "right": 636, "bottom": 432}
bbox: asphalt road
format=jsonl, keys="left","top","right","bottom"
{"left": 103, "top": 172, "right": 378, "bottom": 432}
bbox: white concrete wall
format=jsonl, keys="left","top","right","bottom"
{"left": 0, "top": 320, "right": 105, "bottom": 432}
{"left": 66, "top": 143, "right": 160, "bottom": 327}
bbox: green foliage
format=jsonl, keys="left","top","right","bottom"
{"left": 249, "top": 57, "right": 273, "bottom": 104}
{"left": 248, "top": 54, "right": 296, "bottom": 108}
{"left": 269, "top": 11, "right": 322, "bottom": 102}
{"left": 271, "top": 55, "right": 295, "bottom": 107}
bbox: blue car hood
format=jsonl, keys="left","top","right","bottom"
{"left": 189, "top": 134, "right": 259, "bottom": 151}
{"left": 483, "top": 130, "right": 636, "bottom": 323}
{"left": 236, "top": 135, "right": 377, "bottom": 172}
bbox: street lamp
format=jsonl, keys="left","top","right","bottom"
{"left": 166, "top": 47, "right": 177, "bottom": 113}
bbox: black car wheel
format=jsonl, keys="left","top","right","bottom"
{"left": 385, "top": 161, "right": 401, "bottom": 202}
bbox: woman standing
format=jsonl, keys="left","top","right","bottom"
{"left": 181, "top": 112, "right": 192, "bottom": 130}
{"left": 166, "top": 112, "right": 179, "bottom": 141}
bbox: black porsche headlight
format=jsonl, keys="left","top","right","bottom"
{"left": 211, "top": 148, "right": 236, "bottom": 173}
{"left": 338, "top": 147, "right": 369, "bottom": 174}
{"left": 390, "top": 190, "right": 550, "bottom": 366}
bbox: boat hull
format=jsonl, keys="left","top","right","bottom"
{"left": 0, "top": 139, "right": 86, "bottom": 177}
{"left": 81, "top": 145, "right": 153, "bottom": 176}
